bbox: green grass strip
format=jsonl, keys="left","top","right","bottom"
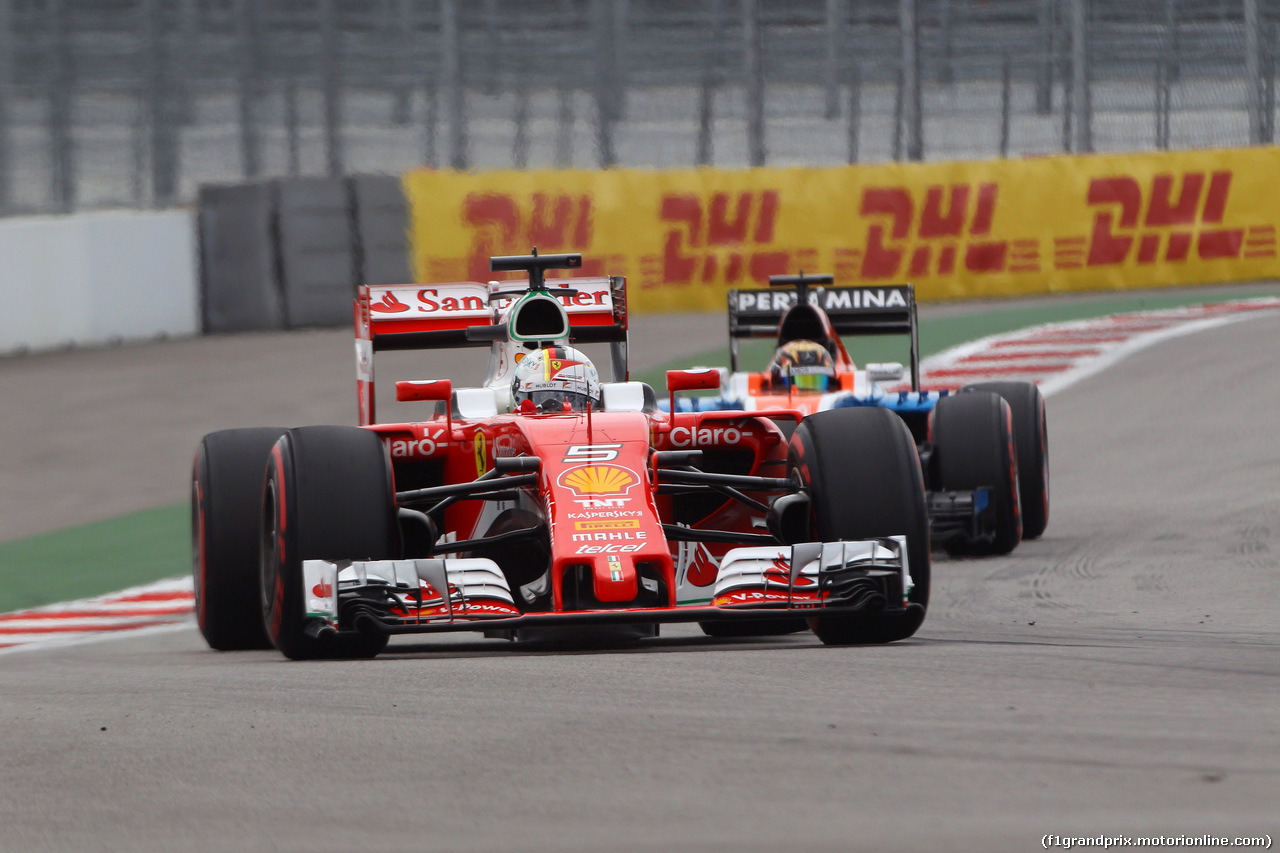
{"left": 0, "top": 505, "right": 189, "bottom": 614}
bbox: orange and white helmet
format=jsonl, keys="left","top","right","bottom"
{"left": 769, "top": 340, "right": 835, "bottom": 393}
{"left": 512, "top": 346, "right": 601, "bottom": 412}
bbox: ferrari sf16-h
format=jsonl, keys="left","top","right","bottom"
{"left": 193, "top": 254, "right": 934, "bottom": 659}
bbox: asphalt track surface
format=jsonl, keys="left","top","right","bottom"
{"left": 2, "top": 308, "right": 1279, "bottom": 851}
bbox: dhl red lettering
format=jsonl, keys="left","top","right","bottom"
{"left": 857, "top": 182, "right": 1017, "bottom": 279}
{"left": 1146, "top": 173, "right": 1203, "bottom": 226}
{"left": 1077, "top": 171, "right": 1259, "bottom": 267}
{"left": 659, "top": 190, "right": 788, "bottom": 286}
{"left": 918, "top": 185, "right": 968, "bottom": 239}
{"left": 463, "top": 191, "right": 600, "bottom": 282}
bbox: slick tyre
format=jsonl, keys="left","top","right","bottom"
{"left": 930, "top": 391, "right": 1022, "bottom": 556}
{"left": 791, "top": 407, "right": 931, "bottom": 645}
{"left": 261, "top": 426, "right": 397, "bottom": 660}
{"left": 962, "top": 380, "right": 1049, "bottom": 540}
{"left": 192, "top": 427, "right": 287, "bottom": 651}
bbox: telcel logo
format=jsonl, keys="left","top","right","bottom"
{"left": 669, "top": 425, "right": 742, "bottom": 448}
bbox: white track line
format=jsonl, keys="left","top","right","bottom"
{"left": 4, "top": 296, "right": 1280, "bottom": 654}
{"left": 918, "top": 296, "right": 1280, "bottom": 399}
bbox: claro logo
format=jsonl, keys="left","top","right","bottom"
{"left": 669, "top": 425, "right": 742, "bottom": 448}
{"left": 383, "top": 428, "right": 446, "bottom": 458}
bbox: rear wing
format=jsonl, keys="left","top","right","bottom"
{"left": 354, "top": 275, "right": 629, "bottom": 425}
{"left": 727, "top": 282, "right": 920, "bottom": 392}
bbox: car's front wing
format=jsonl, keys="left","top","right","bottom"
{"left": 301, "top": 537, "right": 912, "bottom": 637}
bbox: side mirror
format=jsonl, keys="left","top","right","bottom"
{"left": 865, "top": 362, "right": 905, "bottom": 383}
{"left": 665, "top": 368, "right": 722, "bottom": 394}
{"left": 665, "top": 368, "right": 723, "bottom": 414}
{"left": 396, "top": 379, "right": 452, "bottom": 402}
{"left": 397, "top": 379, "right": 453, "bottom": 433}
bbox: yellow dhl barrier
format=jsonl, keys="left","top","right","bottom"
{"left": 403, "top": 147, "right": 1280, "bottom": 314}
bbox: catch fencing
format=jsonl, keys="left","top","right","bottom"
{"left": 1, "top": 0, "right": 1278, "bottom": 215}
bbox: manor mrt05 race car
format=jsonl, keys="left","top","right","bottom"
{"left": 193, "top": 254, "right": 933, "bottom": 659}
{"left": 671, "top": 273, "right": 1050, "bottom": 557}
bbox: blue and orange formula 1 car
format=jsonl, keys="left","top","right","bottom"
{"left": 668, "top": 273, "right": 1050, "bottom": 557}
{"left": 192, "top": 255, "right": 935, "bottom": 659}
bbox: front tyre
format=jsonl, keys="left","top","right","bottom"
{"left": 791, "top": 407, "right": 931, "bottom": 645}
{"left": 192, "top": 427, "right": 287, "bottom": 650}
{"left": 261, "top": 426, "right": 397, "bottom": 660}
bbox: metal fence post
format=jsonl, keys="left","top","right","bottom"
{"left": 555, "top": 0, "right": 576, "bottom": 168}
{"left": 825, "top": 0, "right": 845, "bottom": 119}
{"left": 441, "top": 0, "right": 467, "bottom": 170}
{"left": 321, "top": 0, "right": 343, "bottom": 177}
{"left": 900, "top": 0, "right": 922, "bottom": 161}
{"left": 145, "top": 0, "right": 178, "bottom": 206}
{"left": 592, "top": 0, "right": 620, "bottom": 168}
{"left": 697, "top": 0, "right": 725, "bottom": 166}
{"left": 1036, "top": 0, "right": 1054, "bottom": 114}
{"left": 48, "top": 0, "right": 74, "bottom": 212}
{"left": 0, "top": 0, "right": 11, "bottom": 213}
{"left": 178, "top": 0, "right": 197, "bottom": 126}
{"left": 1000, "top": 55, "right": 1012, "bottom": 157}
{"left": 847, "top": 61, "right": 861, "bottom": 164}
{"left": 743, "top": 0, "right": 765, "bottom": 167}
{"left": 1061, "top": 47, "right": 1072, "bottom": 151}
{"left": 1165, "top": 0, "right": 1180, "bottom": 83}
{"left": 1245, "top": 0, "right": 1262, "bottom": 145}
{"left": 893, "top": 64, "right": 904, "bottom": 161}
{"left": 236, "top": 0, "right": 261, "bottom": 179}
{"left": 423, "top": 83, "right": 438, "bottom": 168}
{"left": 1155, "top": 60, "right": 1170, "bottom": 149}
{"left": 285, "top": 80, "right": 300, "bottom": 176}
{"left": 392, "top": 0, "right": 414, "bottom": 125}
{"left": 938, "top": 0, "right": 954, "bottom": 85}
{"left": 1265, "top": 23, "right": 1276, "bottom": 144}
{"left": 1069, "top": 0, "right": 1090, "bottom": 152}
{"left": 513, "top": 23, "right": 531, "bottom": 169}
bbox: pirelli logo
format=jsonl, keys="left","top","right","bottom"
{"left": 573, "top": 519, "right": 641, "bottom": 532}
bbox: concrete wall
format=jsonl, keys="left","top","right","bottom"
{"left": 0, "top": 210, "right": 198, "bottom": 355}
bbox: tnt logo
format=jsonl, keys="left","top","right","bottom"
{"left": 656, "top": 190, "right": 792, "bottom": 286}
{"left": 1058, "top": 171, "right": 1276, "bottom": 268}
{"left": 458, "top": 192, "right": 606, "bottom": 281}
{"left": 846, "top": 183, "right": 1038, "bottom": 281}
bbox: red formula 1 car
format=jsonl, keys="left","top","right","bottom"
{"left": 192, "top": 254, "right": 932, "bottom": 659}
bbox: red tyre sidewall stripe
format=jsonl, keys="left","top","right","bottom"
{"left": 193, "top": 453, "right": 208, "bottom": 632}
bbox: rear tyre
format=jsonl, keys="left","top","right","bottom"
{"left": 930, "top": 392, "right": 1021, "bottom": 556}
{"left": 791, "top": 407, "right": 931, "bottom": 645}
{"left": 962, "top": 380, "right": 1049, "bottom": 540}
{"left": 192, "top": 427, "right": 287, "bottom": 650}
{"left": 261, "top": 426, "right": 397, "bottom": 660}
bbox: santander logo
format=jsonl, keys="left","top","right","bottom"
{"left": 371, "top": 292, "right": 411, "bottom": 313}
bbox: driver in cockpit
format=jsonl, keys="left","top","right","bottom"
{"left": 511, "top": 345, "right": 602, "bottom": 413}
{"left": 767, "top": 340, "right": 836, "bottom": 393}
